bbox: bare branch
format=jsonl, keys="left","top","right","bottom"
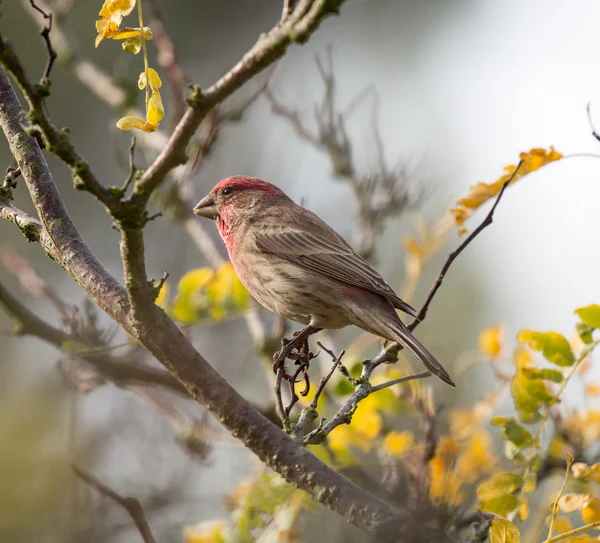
{"left": 131, "top": 0, "right": 346, "bottom": 203}
{"left": 72, "top": 466, "right": 157, "bottom": 543}
{"left": 0, "top": 30, "right": 118, "bottom": 211}
{"left": 0, "top": 278, "right": 188, "bottom": 395}
{"left": 29, "top": 0, "right": 57, "bottom": 85}
{"left": 408, "top": 159, "right": 524, "bottom": 330}
{"left": 266, "top": 50, "right": 418, "bottom": 259}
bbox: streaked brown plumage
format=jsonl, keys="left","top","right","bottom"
{"left": 194, "top": 176, "right": 455, "bottom": 387}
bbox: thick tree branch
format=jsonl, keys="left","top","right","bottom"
{"left": 0, "top": 65, "right": 439, "bottom": 540}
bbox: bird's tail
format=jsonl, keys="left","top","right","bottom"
{"left": 389, "top": 321, "right": 455, "bottom": 387}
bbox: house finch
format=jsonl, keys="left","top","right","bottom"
{"left": 194, "top": 176, "right": 455, "bottom": 387}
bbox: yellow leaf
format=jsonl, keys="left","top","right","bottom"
{"left": 513, "top": 346, "right": 533, "bottom": 368}
{"left": 575, "top": 304, "right": 600, "bottom": 328}
{"left": 477, "top": 472, "right": 523, "bottom": 501}
{"left": 582, "top": 496, "right": 600, "bottom": 524}
{"left": 138, "top": 68, "right": 162, "bottom": 90}
{"left": 428, "top": 456, "right": 464, "bottom": 506}
{"left": 479, "top": 324, "right": 504, "bottom": 359}
{"left": 557, "top": 493, "right": 591, "bottom": 513}
{"left": 453, "top": 147, "right": 562, "bottom": 231}
{"left": 116, "top": 115, "right": 145, "bottom": 131}
{"left": 517, "top": 330, "right": 575, "bottom": 367}
{"left": 184, "top": 520, "right": 226, "bottom": 543}
{"left": 572, "top": 462, "right": 600, "bottom": 484}
{"left": 489, "top": 518, "right": 521, "bottom": 543}
{"left": 456, "top": 430, "right": 496, "bottom": 484}
{"left": 95, "top": 0, "right": 136, "bottom": 47}
{"left": 586, "top": 384, "right": 600, "bottom": 397}
{"left": 382, "top": 431, "right": 414, "bottom": 457}
{"left": 146, "top": 91, "right": 164, "bottom": 126}
{"left": 517, "top": 499, "right": 529, "bottom": 522}
{"left": 171, "top": 268, "right": 214, "bottom": 323}
{"left": 351, "top": 405, "right": 382, "bottom": 439}
{"left": 545, "top": 516, "right": 573, "bottom": 534}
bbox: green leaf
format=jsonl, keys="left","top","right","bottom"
{"left": 490, "top": 518, "right": 521, "bottom": 543}
{"left": 517, "top": 330, "right": 575, "bottom": 366}
{"left": 334, "top": 378, "right": 354, "bottom": 396}
{"left": 477, "top": 472, "right": 523, "bottom": 501}
{"left": 480, "top": 495, "right": 519, "bottom": 517}
{"left": 491, "top": 417, "right": 534, "bottom": 448}
{"left": 522, "top": 473, "right": 537, "bottom": 493}
{"left": 575, "top": 304, "right": 600, "bottom": 328}
{"left": 521, "top": 367, "right": 564, "bottom": 383}
{"left": 576, "top": 322, "right": 595, "bottom": 345}
{"left": 503, "top": 441, "right": 527, "bottom": 466}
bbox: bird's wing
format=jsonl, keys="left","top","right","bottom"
{"left": 255, "top": 207, "right": 417, "bottom": 317}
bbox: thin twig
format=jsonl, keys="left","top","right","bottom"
{"left": 545, "top": 454, "right": 574, "bottom": 542}
{"left": 122, "top": 138, "right": 137, "bottom": 194}
{"left": 29, "top": 0, "right": 57, "bottom": 85}
{"left": 313, "top": 342, "right": 344, "bottom": 405}
{"left": 72, "top": 466, "right": 157, "bottom": 543}
{"left": 370, "top": 372, "right": 432, "bottom": 393}
{"left": 408, "top": 159, "right": 524, "bottom": 331}
{"left": 586, "top": 102, "right": 600, "bottom": 143}
{"left": 4, "top": 165, "right": 20, "bottom": 188}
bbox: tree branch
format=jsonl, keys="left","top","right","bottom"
{"left": 0, "top": 64, "right": 437, "bottom": 539}
{"left": 0, "top": 25, "right": 118, "bottom": 211}
{"left": 131, "top": 0, "right": 345, "bottom": 204}
{"left": 72, "top": 466, "right": 157, "bottom": 543}
{"left": 0, "top": 279, "right": 187, "bottom": 394}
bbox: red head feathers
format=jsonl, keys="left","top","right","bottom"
{"left": 211, "top": 176, "right": 285, "bottom": 197}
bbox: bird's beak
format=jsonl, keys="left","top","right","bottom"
{"left": 193, "top": 194, "right": 218, "bottom": 219}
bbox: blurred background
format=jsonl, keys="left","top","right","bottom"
{"left": 2, "top": 0, "right": 600, "bottom": 541}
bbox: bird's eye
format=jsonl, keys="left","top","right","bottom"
{"left": 222, "top": 187, "right": 233, "bottom": 197}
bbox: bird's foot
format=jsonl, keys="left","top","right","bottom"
{"left": 271, "top": 326, "right": 319, "bottom": 391}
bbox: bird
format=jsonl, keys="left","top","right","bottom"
{"left": 193, "top": 176, "right": 455, "bottom": 387}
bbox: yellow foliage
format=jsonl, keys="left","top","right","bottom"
{"left": 452, "top": 147, "right": 562, "bottom": 233}
{"left": 556, "top": 493, "right": 592, "bottom": 513}
{"left": 545, "top": 516, "right": 573, "bottom": 534}
{"left": 586, "top": 384, "right": 600, "bottom": 397}
{"left": 489, "top": 518, "right": 521, "bottom": 543}
{"left": 95, "top": 0, "right": 136, "bottom": 47}
{"left": 429, "top": 455, "right": 464, "bottom": 506}
{"left": 582, "top": 497, "right": 600, "bottom": 525}
{"left": 560, "top": 411, "right": 600, "bottom": 448}
{"left": 456, "top": 430, "right": 496, "bottom": 484}
{"left": 572, "top": 463, "right": 600, "bottom": 484}
{"left": 117, "top": 70, "right": 164, "bottom": 133}
{"left": 169, "top": 263, "right": 250, "bottom": 323}
{"left": 513, "top": 346, "right": 533, "bottom": 368}
{"left": 184, "top": 520, "right": 226, "bottom": 543}
{"left": 382, "top": 431, "right": 414, "bottom": 457}
{"left": 575, "top": 304, "right": 600, "bottom": 328}
{"left": 517, "top": 330, "right": 575, "bottom": 367}
{"left": 350, "top": 403, "right": 382, "bottom": 440}
{"left": 479, "top": 324, "right": 504, "bottom": 359}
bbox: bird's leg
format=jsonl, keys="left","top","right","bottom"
{"left": 272, "top": 325, "right": 321, "bottom": 378}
